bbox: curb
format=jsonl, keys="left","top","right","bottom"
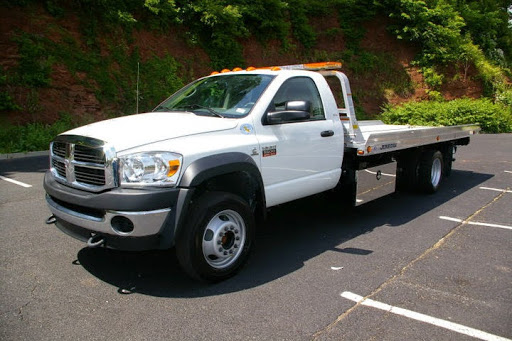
{"left": 0, "top": 150, "right": 49, "bottom": 160}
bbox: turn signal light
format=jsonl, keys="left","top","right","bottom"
{"left": 168, "top": 160, "right": 180, "bottom": 177}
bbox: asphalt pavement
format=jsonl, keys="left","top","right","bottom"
{"left": 0, "top": 134, "right": 511, "bottom": 340}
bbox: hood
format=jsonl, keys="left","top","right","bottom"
{"left": 61, "top": 111, "right": 239, "bottom": 151}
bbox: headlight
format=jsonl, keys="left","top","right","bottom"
{"left": 120, "top": 152, "right": 182, "bottom": 187}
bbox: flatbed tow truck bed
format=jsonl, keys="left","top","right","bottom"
{"left": 347, "top": 121, "right": 480, "bottom": 156}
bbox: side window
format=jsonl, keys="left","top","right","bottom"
{"left": 269, "top": 77, "right": 325, "bottom": 120}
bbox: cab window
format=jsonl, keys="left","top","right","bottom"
{"left": 268, "top": 77, "right": 325, "bottom": 120}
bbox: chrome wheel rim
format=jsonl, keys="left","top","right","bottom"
{"left": 202, "top": 209, "right": 246, "bottom": 269}
{"left": 431, "top": 157, "right": 442, "bottom": 188}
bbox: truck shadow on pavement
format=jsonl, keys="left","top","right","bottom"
{"left": 77, "top": 169, "right": 492, "bottom": 297}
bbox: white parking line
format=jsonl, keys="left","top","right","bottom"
{"left": 504, "top": 171, "right": 512, "bottom": 174}
{"left": 479, "top": 187, "right": 512, "bottom": 193}
{"left": 439, "top": 216, "right": 512, "bottom": 231}
{"left": 0, "top": 175, "right": 32, "bottom": 188}
{"left": 341, "top": 291, "right": 511, "bottom": 341}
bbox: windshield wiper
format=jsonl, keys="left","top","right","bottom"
{"left": 153, "top": 105, "right": 168, "bottom": 112}
{"left": 180, "top": 104, "right": 224, "bottom": 118}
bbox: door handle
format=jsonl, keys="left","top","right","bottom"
{"left": 321, "top": 130, "right": 334, "bottom": 137}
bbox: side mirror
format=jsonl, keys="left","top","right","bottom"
{"left": 266, "top": 101, "right": 311, "bottom": 124}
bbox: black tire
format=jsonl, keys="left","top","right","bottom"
{"left": 176, "top": 191, "right": 255, "bottom": 282}
{"left": 418, "top": 150, "right": 444, "bottom": 194}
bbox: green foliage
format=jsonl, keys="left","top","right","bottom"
{"left": 12, "top": 33, "right": 54, "bottom": 87}
{"left": 345, "top": 49, "right": 414, "bottom": 96}
{"left": 380, "top": 0, "right": 512, "bottom": 100}
{"left": 287, "top": 0, "right": 317, "bottom": 49}
{"left": 0, "top": 71, "right": 19, "bottom": 111}
{"left": 421, "top": 67, "right": 444, "bottom": 89}
{"left": 0, "top": 114, "right": 75, "bottom": 153}
{"left": 337, "top": 0, "right": 379, "bottom": 48}
{"left": 138, "top": 54, "right": 184, "bottom": 112}
{"left": 380, "top": 98, "right": 512, "bottom": 133}
{"left": 383, "top": 0, "right": 466, "bottom": 65}
{"left": 454, "top": 0, "right": 512, "bottom": 67}
{"left": 235, "top": 0, "right": 290, "bottom": 43}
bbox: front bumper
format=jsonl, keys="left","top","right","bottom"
{"left": 44, "top": 171, "right": 184, "bottom": 251}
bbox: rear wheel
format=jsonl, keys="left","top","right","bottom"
{"left": 176, "top": 191, "right": 255, "bottom": 282}
{"left": 418, "top": 150, "right": 444, "bottom": 193}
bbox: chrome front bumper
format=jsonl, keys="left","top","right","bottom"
{"left": 46, "top": 194, "right": 171, "bottom": 238}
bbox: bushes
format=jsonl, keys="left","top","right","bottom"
{"left": 380, "top": 98, "right": 512, "bottom": 133}
{"left": 0, "top": 114, "right": 75, "bottom": 153}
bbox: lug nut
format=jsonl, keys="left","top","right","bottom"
{"left": 235, "top": 236, "right": 240, "bottom": 241}
{"left": 224, "top": 251, "right": 228, "bottom": 255}
{"left": 218, "top": 247, "right": 223, "bottom": 252}
{"left": 235, "top": 229, "right": 239, "bottom": 233}
{"left": 229, "top": 250, "right": 233, "bottom": 254}
{"left": 234, "top": 244, "right": 238, "bottom": 248}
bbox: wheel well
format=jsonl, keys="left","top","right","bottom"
{"left": 191, "top": 171, "right": 266, "bottom": 222}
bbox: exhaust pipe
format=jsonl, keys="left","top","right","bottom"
{"left": 46, "top": 215, "right": 57, "bottom": 224}
{"left": 87, "top": 234, "right": 105, "bottom": 248}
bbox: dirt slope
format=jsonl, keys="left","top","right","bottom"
{"left": 0, "top": 5, "right": 483, "bottom": 125}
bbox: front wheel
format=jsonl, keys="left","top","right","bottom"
{"left": 176, "top": 192, "right": 255, "bottom": 282}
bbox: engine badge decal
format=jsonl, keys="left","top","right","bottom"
{"left": 262, "top": 145, "right": 277, "bottom": 157}
{"left": 240, "top": 123, "right": 254, "bottom": 135}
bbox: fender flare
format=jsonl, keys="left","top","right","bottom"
{"left": 179, "top": 152, "right": 264, "bottom": 190}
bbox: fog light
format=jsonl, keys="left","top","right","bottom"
{"left": 111, "top": 216, "right": 134, "bottom": 234}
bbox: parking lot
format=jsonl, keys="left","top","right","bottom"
{"left": 1, "top": 133, "right": 511, "bottom": 340}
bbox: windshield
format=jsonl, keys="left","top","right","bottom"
{"left": 154, "top": 74, "right": 275, "bottom": 118}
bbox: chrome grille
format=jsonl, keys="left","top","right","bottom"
{"left": 52, "top": 159, "right": 66, "bottom": 178}
{"left": 52, "top": 142, "right": 67, "bottom": 158}
{"left": 74, "top": 144, "right": 105, "bottom": 164}
{"left": 50, "top": 135, "right": 117, "bottom": 192}
{"left": 75, "top": 166, "right": 105, "bottom": 186}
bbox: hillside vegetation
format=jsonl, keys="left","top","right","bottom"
{"left": 0, "top": 0, "right": 511, "bottom": 152}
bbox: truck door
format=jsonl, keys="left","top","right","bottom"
{"left": 256, "top": 76, "right": 342, "bottom": 207}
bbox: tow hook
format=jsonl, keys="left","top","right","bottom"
{"left": 87, "top": 234, "right": 105, "bottom": 248}
{"left": 45, "top": 215, "right": 57, "bottom": 224}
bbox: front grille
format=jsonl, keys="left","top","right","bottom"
{"left": 50, "top": 135, "right": 117, "bottom": 192}
{"left": 74, "top": 144, "right": 105, "bottom": 164}
{"left": 75, "top": 166, "right": 106, "bottom": 186}
{"left": 52, "top": 159, "right": 66, "bottom": 178}
{"left": 52, "top": 142, "right": 66, "bottom": 158}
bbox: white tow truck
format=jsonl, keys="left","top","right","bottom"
{"left": 44, "top": 62, "right": 479, "bottom": 282}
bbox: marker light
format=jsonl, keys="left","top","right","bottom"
{"left": 210, "top": 61, "right": 342, "bottom": 76}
